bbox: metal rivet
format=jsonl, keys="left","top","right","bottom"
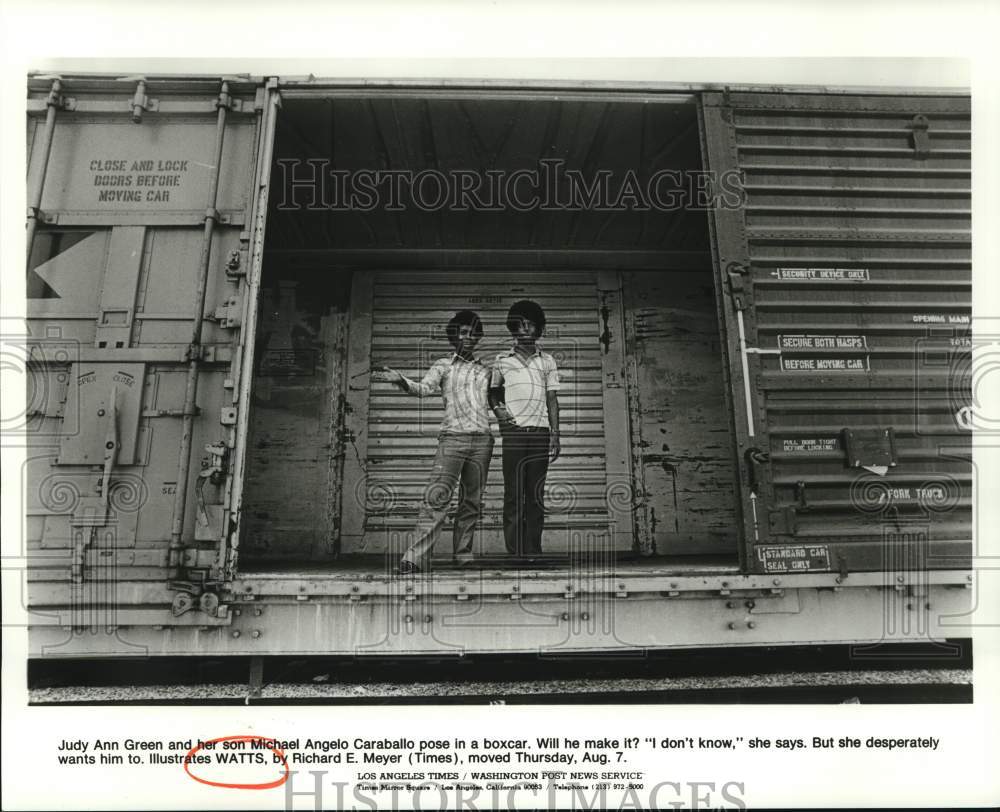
{"left": 424, "top": 615, "right": 432, "bottom": 623}
{"left": 722, "top": 581, "right": 729, "bottom": 588}
{"left": 458, "top": 586, "right": 465, "bottom": 593}
{"left": 244, "top": 586, "right": 252, "bottom": 592}
{"left": 351, "top": 586, "right": 358, "bottom": 592}
{"left": 231, "top": 630, "right": 240, "bottom": 638}
{"left": 254, "top": 608, "right": 262, "bottom": 616}
{"left": 726, "top": 601, "right": 736, "bottom": 609}
{"left": 906, "top": 603, "right": 914, "bottom": 611}
{"left": 581, "top": 612, "right": 590, "bottom": 621}
{"left": 512, "top": 586, "right": 519, "bottom": 592}
{"left": 670, "top": 583, "right": 678, "bottom": 589}
{"left": 404, "top": 614, "right": 413, "bottom": 624}
{"left": 745, "top": 600, "right": 755, "bottom": 609}
{"left": 406, "top": 586, "right": 413, "bottom": 593}
{"left": 728, "top": 622, "right": 736, "bottom": 630}
{"left": 561, "top": 613, "right": 569, "bottom": 621}
{"left": 747, "top": 621, "right": 756, "bottom": 629}
{"left": 897, "top": 575, "right": 905, "bottom": 583}
{"left": 835, "top": 576, "right": 843, "bottom": 584}
{"left": 252, "top": 630, "right": 261, "bottom": 639}
{"left": 772, "top": 579, "right": 781, "bottom": 586}
{"left": 233, "top": 608, "right": 241, "bottom": 616}
{"left": 97, "top": 409, "right": 105, "bottom": 417}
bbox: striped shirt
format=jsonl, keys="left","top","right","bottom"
{"left": 490, "top": 349, "right": 561, "bottom": 428}
{"left": 401, "top": 354, "right": 492, "bottom": 434}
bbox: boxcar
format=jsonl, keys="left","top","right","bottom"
{"left": 20, "top": 74, "right": 973, "bottom": 658}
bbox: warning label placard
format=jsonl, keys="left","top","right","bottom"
{"left": 781, "top": 356, "right": 870, "bottom": 372}
{"left": 757, "top": 545, "right": 832, "bottom": 573}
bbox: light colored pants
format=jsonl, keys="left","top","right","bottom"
{"left": 401, "top": 432, "right": 494, "bottom": 567}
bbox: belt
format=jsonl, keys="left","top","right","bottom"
{"left": 505, "top": 425, "right": 549, "bottom": 432}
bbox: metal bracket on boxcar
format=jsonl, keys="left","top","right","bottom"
{"left": 211, "top": 297, "right": 243, "bottom": 329}
{"left": 225, "top": 244, "right": 246, "bottom": 277}
{"left": 837, "top": 554, "right": 850, "bottom": 582}
{"left": 907, "top": 114, "right": 931, "bottom": 159}
{"left": 795, "top": 481, "right": 808, "bottom": 510}
{"left": 842, "top": 427, "right": 897, "bottom": 475}
{"left": 169, "top": 580, "right": 228, "bottom": 619}
{"left": 195, "top": 443, "right": 229, "bottom": 542}
{"left": 725, "top": 262, "right": 750, "bottom": 310}
{"left": 768, "top": 507, "right": 798, "bottom": 534}
{"left": 130, "top": 81, "right": 158, "bottom": 122}
{"left": 745, "top": 448, "right": 770, "bottom": 495}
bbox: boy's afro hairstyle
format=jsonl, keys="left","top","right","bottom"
{"left": 505, "top": 299, "right": 547, "bottom": 336}
{"left": 445, "top": 309, "right": 484, "bottom": 342}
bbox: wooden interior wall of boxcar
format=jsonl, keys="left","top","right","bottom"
{"left": 624, "top": 269, "right": 740, "bottom": 556}
{"left": 239, "top": 272, "right": 350, "bottom": 562}
{"left": 338, "top": 270, "right": 632, "bottom": 558}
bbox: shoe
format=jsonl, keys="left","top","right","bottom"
{"left": 397, "top": 560, "right": 421, "bottom": 575}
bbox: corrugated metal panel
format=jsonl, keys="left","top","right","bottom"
{"left": 701, "top": 92, "right": 971, "bottom": 573}
{"left": 22, "top": 76, "right": 266, "bottom": 588}
{"left": 351, "top": 271, "right": 621, "bottom": 555}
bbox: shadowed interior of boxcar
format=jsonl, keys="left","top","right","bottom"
{"left": 238, "top": 96, "right": 741, "bottom": 573}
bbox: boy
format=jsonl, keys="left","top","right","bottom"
{"left": 488, "top": 300, "right": 561, "bottom": 560}
{"left": 380, "top": 310, "right": 493, "bottom": 574}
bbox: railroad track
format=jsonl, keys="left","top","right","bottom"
{"left": 29, "top": 643, "right": 972, "bottom": 704}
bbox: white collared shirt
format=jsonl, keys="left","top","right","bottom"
{"left": 401, "top": 354, "right": 492, "bottom": 433}
{"left": 490, "top": 348, "right": 561, "bottom": 428}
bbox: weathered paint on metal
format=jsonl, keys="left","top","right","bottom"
{"left": 700, "top": 91, "right": 972, "bottom": 573}
{"left": 25, "top": 76, "right": 267, "bottom": 594}
{"left": 22, "top": 75, "right": 975, "bottom": 659}
{"left": 28, "top": 579, "right": 972, "bottom": 656}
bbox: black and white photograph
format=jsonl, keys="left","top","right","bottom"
{"left": 2, "top": 3, "right": 1000, "bottom": 810}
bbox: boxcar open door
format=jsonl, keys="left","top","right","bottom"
{"left": 699, "top": 91, "right": 972, "bottom": 575}
{"left": 25, "top": 75, "right": 278, "bottom": 637}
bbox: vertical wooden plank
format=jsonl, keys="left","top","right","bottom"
{"left": 598, "top": 269, "right": 634, "bottom": 552}
{"left": 622, "top": 272, "right": 651, "bottom": 555}
{"left": 338, "top": 271, "right": 375, "bottom": 552}
{"left": 323, "top": 308, "right": 349, "bottom": 556}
